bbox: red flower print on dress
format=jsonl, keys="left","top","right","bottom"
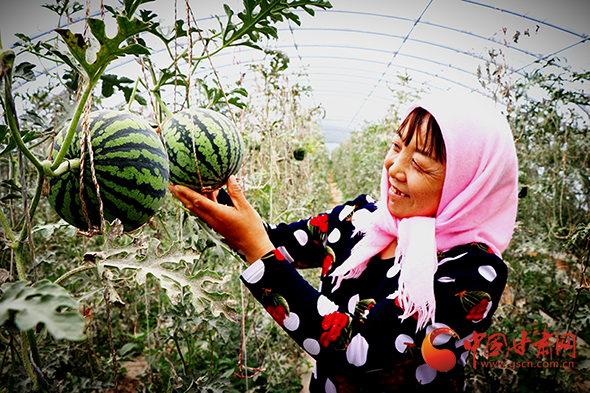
{"left": 310, "top": 213, "right": 329, "bottom": 232}
{"left": 320, "top": 311, "right": 350, "bottom": 347}
{"left": 260, "top": 289, "right": 290, "bottom": 325}
{"left": 271, "top": 249, "right": 285, "bottom": 261}
{"left": 473, "top": 242, "right": 495, "bottom": 255}
{"left": 377, "top": 359, "right": 416, "bottom": 391}
{"left": 456, "top": 290, "right": 492, "bottom": 323}
{"left": 266, "top": 304, "right": 287, "bottom": 325}
{"left": 334, "top": 375, "right": 357, "bottom": 393}
{"left": 322, "top": 253, "right": 333, "bottom": 277}
{"left": 466, "top": 298, "right": 492, "bottom": 322}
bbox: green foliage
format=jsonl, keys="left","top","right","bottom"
{"left": 222, "top": 0, "right": 332, "bottom": 49}
{"left": 466, "top": 59, "right": 590, "bottom": 392}
{"left": 0, "top": 280, "right": 85, "bottom": 341}
{"left": 0, "top": 1, "right": 333, "bottom": 391}
{"left": 98, "top": 239, "right": 237, "bottom": 321}
{"left": 242, "top": 52, "right": 331, "bottom": 223}
{"left": 332, "top": 76, "right": 422, "bottom": 201}
{"left": 53, "top": 6, "right": 154, "bottom": 83}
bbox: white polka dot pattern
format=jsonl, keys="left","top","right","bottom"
{"left": 283, "top": 312, "right": 300, "bottom": 331}
{"left": 386, "top": 263, "right": 400, "bottom": 278}
{"left": 276, "top": 246, "right": 294, "bottom": 263}
{"left": 478, "top": 265, "right": 497, "bottom": 282}
{"left": 439, "top": 252, "right": 468, "bottom": 265}
{"left": 293, "top": 229, "right": 308, "bottom": 246}
{"left": 241, "top": 260, "right": 265, "bottom": 284}
{"left": 338, "top": 205, "right": 354, "bottom": 221}
{"left": 458, "top": 351, "right": 469, "bottom": 367}
{"left": 395, "top": 334, "right": 414, "bottom": 353}
{"left": 303, "top": 338, "right": 320, "bottom": 355}
{"left": 386, "top": 290, "right": 399, "bottom": 300}
{"left": 415, "top": 363, "right": 437, "bottom": 384}
{"left": 426, "top": 323, "right": 452, "bottom": 346}
{"left": 325, "top": 378, "right": 337, "bottom": 393}
{"left": 348, "top": 294, "right": 360, "bottom": 314}
{"left": 437, "top": 276, "right": 455, "bottom": 283}
{"left": 327, "top": 228, "right": 341, "bottom": 243}
{"left": 317, "top": 295, "right": 339, "bottom": 316}
{"left": 346, "top": 333, "right": 369, "bottom": 367}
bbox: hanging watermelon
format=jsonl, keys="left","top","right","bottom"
{"left": 47, "top": 110, "right": 169, "bottom": 232}
{"left": 160, "top": 108, "right": 244, "bottom": 193}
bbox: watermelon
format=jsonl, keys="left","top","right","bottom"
{"left": 160, "top": 108, "right": 244, "bottom": 192}
{"left": 47, "top": 110, "right": 169, "bottom": 232}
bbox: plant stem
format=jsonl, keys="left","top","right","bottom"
{"left": 20, "top": 333, "right": 39, "bottom": 391}
{"left": 173, "top": 329, "right": 188, "bottom": 375}
{"left": 54, "top": 264, "right": 97, "bottom": 286}
{"left": 1, "top": 66, "right": 44, "bottom": 174}
{"left": 0, "top": 206, "right": 16, "bottom": 243}
{"left": 50, "top": 80, "right": 95, "bottom": 171}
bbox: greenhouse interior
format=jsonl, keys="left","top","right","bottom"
{"left": 0, "top": 0, "right": 589, "bottom": 392}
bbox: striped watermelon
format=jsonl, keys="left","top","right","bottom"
{"left": 160, "top": 108, "right": 244, "bottom": 192}
{"left": 47, "top": 110, "right": 169, "bottom": 232}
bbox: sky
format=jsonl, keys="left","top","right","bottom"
{"left": 1, "top": 0, "right": 588, "bottom": 149}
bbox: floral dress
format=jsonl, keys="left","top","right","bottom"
{"left": 240, "top": 195, "right": 507, "bottom": 392}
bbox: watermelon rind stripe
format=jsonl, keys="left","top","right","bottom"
{"left": 162, "top": 108, "right": 244, "bottom": 192}
{"left": 47, "top": 110, "right": 169, "bottom": 231}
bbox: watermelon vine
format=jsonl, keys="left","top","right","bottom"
{"left": 0, "top": 0, "right": 333, "bottom": 390}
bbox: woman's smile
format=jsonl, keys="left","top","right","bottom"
{"left": 389, "top": 183, "right": 408, "bottom": 198}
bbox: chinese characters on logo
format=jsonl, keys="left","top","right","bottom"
{"left": 463, "top": 325, "right": 576, "bottom": 369}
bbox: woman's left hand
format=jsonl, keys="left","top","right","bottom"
{"left": 168, "top": 176, "right": 274, "bottom": 264}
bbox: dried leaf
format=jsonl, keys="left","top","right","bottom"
{"left": 98, "top": 239, "right": 237, "bottom": 321}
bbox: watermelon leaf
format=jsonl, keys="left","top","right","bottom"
{"left": 98, "top": 239, "right": 237, "bottom": 322}
{"left": 54, "top": 10, "right": 155, "bottom": 83}
{"left": 0, "top": 280, "right": 86, "bottom": 341}
{"left": 13, "top": 62, "right": 36, "bottom": 82}
{"left": 221, "top": 0, "right": 332, "bottom": 49}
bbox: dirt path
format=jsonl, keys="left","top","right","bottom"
{"left": 328, "top": 174, "right": 343, "bottom": 208}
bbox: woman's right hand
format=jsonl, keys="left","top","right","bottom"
{"left": 168, "top": 176, "right": 275, "bottom": 264}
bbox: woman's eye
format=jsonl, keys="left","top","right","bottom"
{"left": 412, "top": 158, "right": 424, "bottom": 171}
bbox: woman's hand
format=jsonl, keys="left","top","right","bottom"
{"left": 168, "top": 176, "right": 274, "bottom": 264}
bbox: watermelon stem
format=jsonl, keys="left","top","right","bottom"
{"left": 50, "top": 82, "right": 95, "bottom": 171}
{"left": 1, "top": 50, "right": 46, "bottom": 175}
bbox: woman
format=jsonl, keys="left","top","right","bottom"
{"left": 169, "top": 92, "right": 518, "bottom": 391}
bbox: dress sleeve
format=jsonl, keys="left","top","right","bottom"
{"left": 240, "top": 245, "right": 507, "bottom": 377}
{"left": 264, "top": 195, "right": 376, "bottom": 269}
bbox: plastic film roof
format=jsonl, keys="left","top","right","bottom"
{"left": 1, "top": 1, "right": 589, "bottom": 149}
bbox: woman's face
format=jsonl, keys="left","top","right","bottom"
{"left": 383, "top": 114, "right": 446, "bottom": 219}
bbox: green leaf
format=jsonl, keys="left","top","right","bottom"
{"left": 0, "top": 280, "right": 86, "bottom": 341}
{"left": 222, "top": 0, "right": 332, "bottom": 48}
{"left": 55, "top": 12, "right": 155, "bottom": 83}
{"left": 13, "top": 62, "right": 36, "bottom": 82}
{"left": 100, "top": 74, "right": 133, "bottom": 98}
{"left": 98, "top": 239, "right": 237, "bottom": 322}
{"left": 0, "top": 129, "right": 40, "bottom": 157}
{"left": 0, "top": 125, "right": 9, "bottom": 145}
{"left": 20, "top": 110, "right": 46, "bottom": 127}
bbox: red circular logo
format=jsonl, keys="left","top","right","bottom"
{"left": 422, "top": 327, "right": 460, "bottom": 372}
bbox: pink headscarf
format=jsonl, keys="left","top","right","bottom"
{"left": 330, "top": 91, "right": 518, "bottom": 331}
